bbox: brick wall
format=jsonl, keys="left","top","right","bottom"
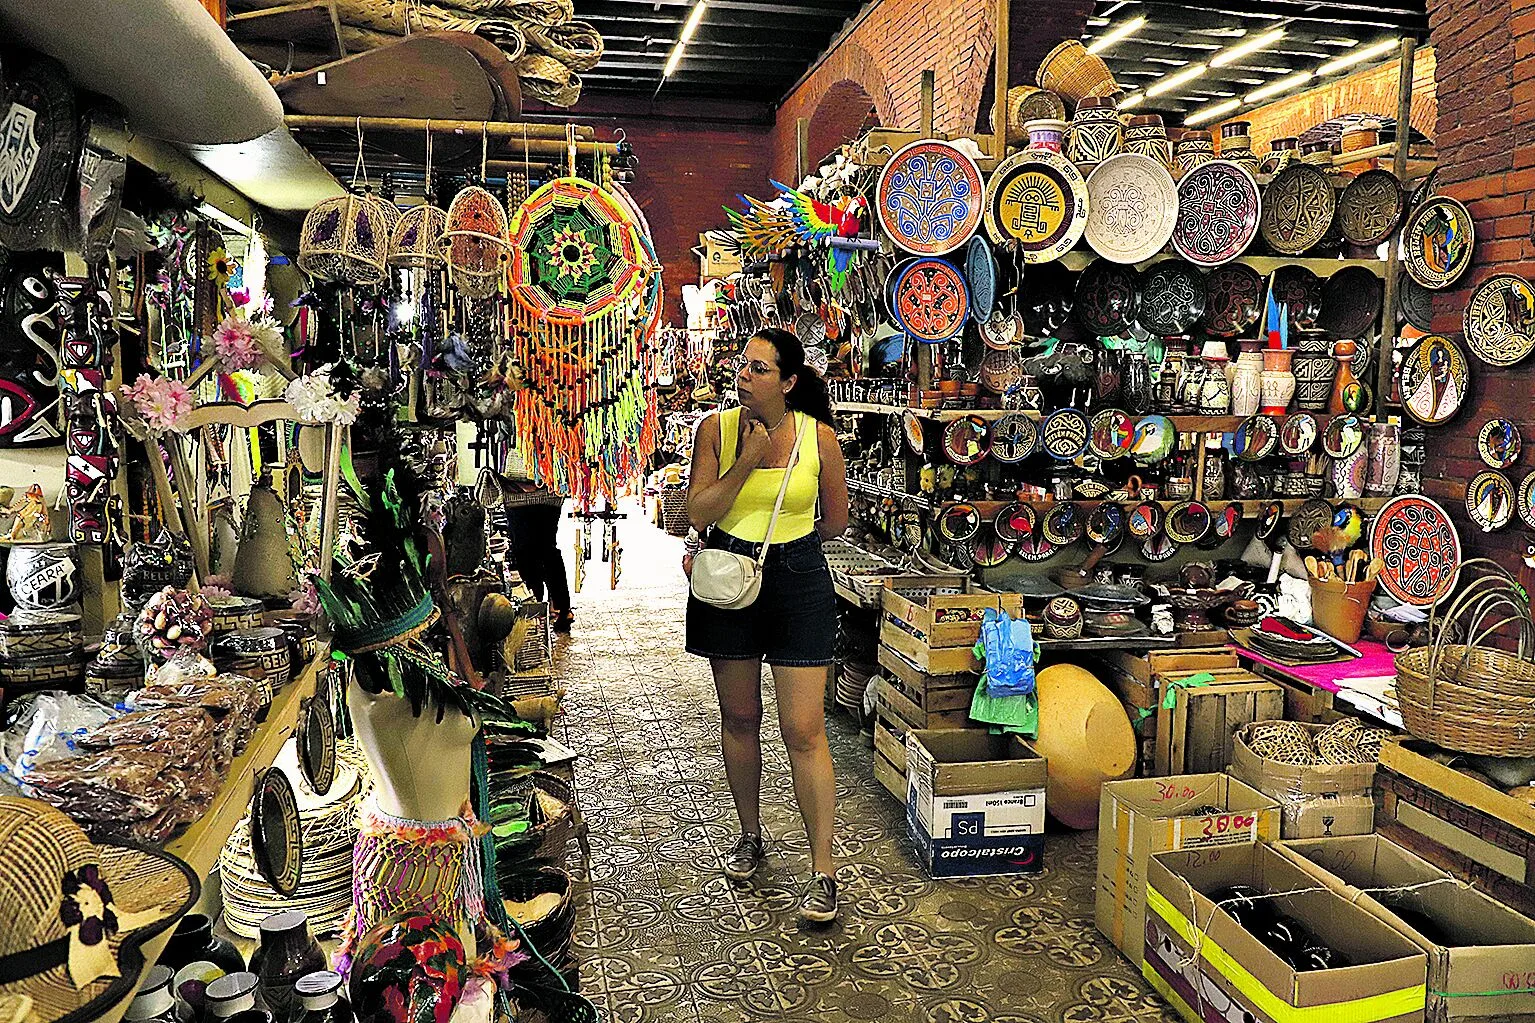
{"left": 1213, "top": 51, "right": 1439, "bottom": 152}
{"left": 1419, "top": 0, "right": 1530, "bottom": 569}
{"left": 767, "top": 0, "right": 1095, "bottom": 181}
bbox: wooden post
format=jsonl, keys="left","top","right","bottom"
{"left": 168, "top": 439, "right": 211, "bottom": 582}
{"left": 318, "top": 423, "right": 344, "bottom": 583}
{"left": 916, "top": 70, "right": 937, "bottom": 393}
{"left": 993, "top": 0, "right": 1010, "bottom": 159}
{"left": 795, "top": 116, "right": 810, "bottom": 182}
{"left": 1374, "top": 37, "right": 1416, "bottom": 418}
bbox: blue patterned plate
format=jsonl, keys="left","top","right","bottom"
{"left": 966, "top": 235, "right": 998, "bottom": 321}
{"left": 876, "top": 139, "right": 984, "bottom": 256}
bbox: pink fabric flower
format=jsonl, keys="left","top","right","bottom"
{"left": 289, "top": 582, "right": 320, "bottom": 616}
{"left": 201, "top": 583, "right": 233, "bottom": 601}
{"left": 122, "top": 374, "right": 193, "bottom": 434}
{"left": 213, "top": 315, "right": 261, "bottom": 371}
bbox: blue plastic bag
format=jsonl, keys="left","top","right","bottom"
{"left": 975, "top": 606, "right": 1037, "bottom": 699}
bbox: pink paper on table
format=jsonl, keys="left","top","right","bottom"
{"left": 1232, "top": 637, "right": 1397, "bottom": 693}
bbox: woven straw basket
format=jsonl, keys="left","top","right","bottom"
{"left": 1395, "top": 558, "right": 1535, "bottom": 756}
{"left": 1036, "top": 40, "right": 1119, "bottom": 106}
{"left": 1006, "top": 86, "right": 1068, "bottom": 146}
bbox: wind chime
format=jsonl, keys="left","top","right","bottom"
{"left": 505, "top": 137, "right": 660, "bottom": 508}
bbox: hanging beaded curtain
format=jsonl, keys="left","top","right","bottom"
{"left": 506, "top": 176, "right": 658, "bottom": 507}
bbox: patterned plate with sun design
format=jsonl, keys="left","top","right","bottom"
{"left": 984, "top": 149, "right": 1088, "bottom": 263}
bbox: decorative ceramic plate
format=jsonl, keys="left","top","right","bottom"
{"left": 902, "top": 409, "right": 926, "bottom": 454}
{"left": 1130, "top": 414, "right": 1176, "bottom": 464}
{"left": 892, "top": 258, "right": 970, "bottom": 342}
{"left": 1074, "top": 478, "right": 1110, "bottom": 499}
{"left": 989, "top": 412, "right": 1039, "bottom": 462}
{"left": 1138, "top": 261, "right": 1206, "bottom": 336}
{"left": 1086, "top": 502, "right": 1126, "bottom": 545}
{"left": 1042, "top": 502, "right": 1086, "bottom": 545}
{"left": 966, "top": 235, "right": 999, "bottom": 320}
{"left": 1207, "top": 503, "right": 1243, "bottom": 546}
{"left": 1083, "top": 153, "right": 1178, "bottom": 264}
{"left": 1256, "top": 501, "right": 1284, "bottom": 543}
{"left": 1089, "top": 408, "right": 1136, "bottom": 459}
{"left": 984, "top": 149, "right": 1089, "bottom": 262}
{"left": 1398, "top": 333, "right": 1470, "bottom": 426}
{"left": 980, "top": 309, "right": 1025, "bottom": 350}
{"left": 1171, "top": 160, "right": 1261, "bottom": 267}
{"left": 1142, "top": 532, "right": 1179, "bottom": 562}
{"left": 1127, "top": 501, "right": 1163, "bottom": 539}
{"left": 298, "top": 691, "right": 337, "bottom": 797}
{"left": 1463, "top": 272, "right": 1535, "bottom": 367}
{"left": 1466, "top": 470, "right": 1515, "bottom": 532}
{"left": 1319, "top": 266, "right": 1384, "bottom": 341}
{"left": 1337, "top": 169, "right": 1406, "bottom": 247}
{"left": 1234, "top": 415, "right": 1280, "bottom": 461}
{"left": 994, "top": 501, "right": 1037, "bottom": 541}
{"left": 1339, "top": 378, "right": 1372, "bottom": 414}
{"left": 1478, "top": 418, "right": 1521, "bottom": 468}
{"left": 972, "top": 525, "right": 1013, "bottom": 567}
{"left": 1518, "top": 472, "right": 1535, "bottom": 529}
{"left": 1280, "top": 413, "right": 1318, "bottom": 455}
{"left": 937, "top": 502, "right": 982, "bottom": 543}
{"left": 1165, "top": 501, "right": 1212, "bottom": 544}
{"left": 1321, "top": 414, "right": 1366, "bottom": 459}
{"left": 1042, "top": 408, "right": 1090, "bottom": 460}
{"left": 1403, "top": 195, "right": 1475, "bottom": 290}
{"left": 1203, "top": 263, "right": 1264, "bottom": 338}
{"left": 1398, "top": 272, "right": 1433, "bottom": 332}
{"left": 251, "top": 767, "right": 303, "bottom": 897}
{"left": 1014, "top": 532, "right": 1060, "bottom": 561}
{"left": 1074, "top": 259, "right": 1140, "bottom": 336}
{"left": 1288, "top": 498, "right": 1334, "bottom": 551}
{"left": 1369, "top": 494, "right": 1462, "bottom": 607}
{"left": 876, "top": 139, "right": 985, "bottom": 256}
{"left": 1021, "top": 261, "right": 1074, "bottom": 335}
{"left": 979, "top": 347, "right": 1024, "bottom": 393}
{"left": 1272, "top": 265, "right": 1322, "bottom": 331}
{"left": 1260, "top": 164, "right": 1337, "bottom": 255}
{"left": 942, "top": 414, "right": 991, "bottom": 465}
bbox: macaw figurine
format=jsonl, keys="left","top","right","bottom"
{"left": 725, "top": 197, "right": 797, "bottom": 259}
{"left": 769, "top": 179, "right": 868, "bottom": 272}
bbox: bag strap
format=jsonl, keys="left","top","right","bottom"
{"left": 757, "top": 413, "right": 807, "bottom": 566}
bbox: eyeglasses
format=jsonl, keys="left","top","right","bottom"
{"left": 736, "top": 357, "right": 778, "bottom": 377}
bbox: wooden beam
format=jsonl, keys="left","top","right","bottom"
{"left": 285, "top": 115, "right": 593, "bottom": 139}
{"left": 992, "top": 0, "right": 1008, "bottom": 160}
{"left": 1375, "top": 35, "right": 1416, "bottom": 419}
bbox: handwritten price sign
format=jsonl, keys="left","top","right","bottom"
{"left": 1156, "top": 780, "right": 1200, "bottom": 802}
{"left": 1200, "top": 813, "right": 1258, "bottom": 838}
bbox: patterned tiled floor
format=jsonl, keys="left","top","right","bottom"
{"left": 550, "top": 502, "right": 1179, "bottom": 1023}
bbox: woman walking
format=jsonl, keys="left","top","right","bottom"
{"left": 685, "top": 328, "right": 849, "bottom": 923}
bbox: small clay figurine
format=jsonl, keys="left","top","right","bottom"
{"left": 5, "top": 484, "right": 50, "bottom": 541}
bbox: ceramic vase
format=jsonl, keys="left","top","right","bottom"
{"left": 1121, "top": 351, "right": 1152, "bottom": 414}
{"left": 1199, "top": 363, "right": 1232, "bottom": 414}
{"left": 1365, "top": 421, "right": 1403, "bottom": 497}
{"left": 250, "top": 911, "right": 326, "bottom": 1023}
{"left": 5, "top": 543, "right": 80, "bottom": 610}
{"left": 126, "top": 966, "right": 178, "bottom": 1022}
{"left": 1179, "top": 355, "right": 1206, "bottom": 412}
{"left": 1330, "top": 339, "right": 1359, "bottom": 413}
{"left": 163, "top": 914, "right": 246, "bottom": 977}
{"left": 1068, "top": 97, "right": 1121, "bottom": 165}
{"left": 1292, "top": 352, "right": 1336, "bottom": 412}
{"left": 1202, "top": 447, "right": 1227, "bottom": 499}
{"left": 1217, "top": 121, "right": 1260, "bottom": 177}
{"left": 1260, "top": 349, "right": 1296, "bottom": 413}
{"left": 1026, "top": 118, "right": 1069, "bottom": 153}
{"left": 1300, "top": 140, "right": 1333, "bottom": 167}
{"left": 1231, "top": 461, "right": 1267, "bottom": 498}
{"left": 1176, "top": 130, "right": 1215, "bottom": 177}
{"left": 1230, "top": 352, "right": 1264, "bottom": 416}
{"left": 1261, "top": 136, "right": 1300, "bottom": 174}
{"left": 1124, "top": 114, "right": 1172, "bottom": 170}
{"left": 1332, "top": 444, "right": 1369, "bottom": 499}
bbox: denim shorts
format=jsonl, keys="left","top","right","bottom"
{"left": 685, "top": 530, "right": 837, "bottom": 667}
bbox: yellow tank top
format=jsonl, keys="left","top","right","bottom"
{"left": 715, "top": 407, "right": 820, "bottom": 543}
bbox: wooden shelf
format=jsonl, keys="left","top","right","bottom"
{"left": 94, "top": 652, "right": 326, "bottom": 1023}
{"left": 1058, "top": 250, "right": 1388, "bottom": 278}
{"left": 848, "top": 478, "right": 932, "bottom": 508}
{"left": 834, "top": 401, "right": 908, "bottom": 416}
{"left": 962, "top": 497, "right": 1390, "bottom": 516}
{"left": 837, "top": 402, "right": 1339, "bottom": 434}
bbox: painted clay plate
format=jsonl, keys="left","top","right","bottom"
{"left": 901, "top": 409, "right": 925, "bottom": 454}
{"left": 937, "top": 502, "right": 982, "bottom": 543}
{"left": 1260, "top": 164, "right": 1336, "bottom": 255}
{"left": 979, "top": 347, "right": 1024, "bottom": 393}
{"left": 1084, "top": 153, "right": 1178, "bottom": 264}
{"left": 980, "top": 309, "right": 1025, "bottom": 350}
{"left": 1042, "top": 502, "right": 1086, "bottom": 546}
{"left": 989, "top": 412, "right": 1039, "bottom": 463}
{"left": 1398, "top": 272, "right": 1433, "bottom": 332}
{"left": 1014, "top": 531, "right": 1060, "bottom": 561}
{"left": 1403, "top": 195, "right": 1475, "bottom": 290}
{"left": 1127, "top": 501, "right": 1163, "bottom": 539}
{"left": 1337, "top": 169, "right": 1406, "bottom": 247}
{"left": 892, "top": 258, "right": 970, "bottom": 342}
{"left": 1256, "top": 501, "right": 1284, "bottom": 543}
{"left": 1171, "top": 160, "right": 1261, "bottom": 267}
{"left": 1234, "top": 415, "right": 1280, "bottom": 461}
{"left": 1319, "top": 266, "right": 1384, "bottom": 341}
{"left": 1208, "top": 503, "right": 1243, "bottom": 546}
{"left": 1086, "top": 502, "right": 1126, "bottom": 545}
{"left": 1130, "top": 414, "right": 1177, "bottom": 464}
{"left": 1398, "top": 333, "right": 1470, "bottom": 426}
{"left": 1518, "top": 472, "right": 1535, "bottom": 529}
{"left": 1089, "top": 409, "right": 1136, "bottom": 459}
{"left": 1138, "top": 261, "right": 1206, "bottom": 336}
{"left": 251, "top": 767, "right": 304, "bottom": 897}
{"left": 966, "top": 235, "right": 999, "bottom": 319}
{"left": 1074, "top": 259, "right": 1140, "bottom": 336}
{"left": 1280, "top": 413, "right": 1318, "bottom": 455}
{"left": 1272, "top": 265, "right": 1322, "bottom": 331}
{"left": 1369, "top": 494, "right": 1462, "bottom": 607}
{"left": 1141, "top": 532, "right": 1179, "bottom": 562}
{"left": 972, "top": 525, "right": 1013, "bottom": 567}
{"left": 1042, "top": 408, "right": 1090, "bottom": 461}
{"left": 1478, "top": 418, "right": 1521, "bottom": 469}
{"left": 1073, "top": 478, "right": 1110, "bottom": 499}
{"left": 942, "top": 414, "right": 991, "bottom": 465}
{"left": 1339, "top": 378, "right": 1372, "bottom": 414}
{"left": 1466, "top": 470, "right": 1515, "bottom": 533}
{"left": 1463, "top": 272, "right": 1535, "bottom": 367}
{"left": 1203, "top": 263, "right": 1264, "bottom": 338}
{"left": 1321, "top": 414, "right": 1366, "bottom": 459}
{"left": 1288, "top": 498, "right": 1334, "bottom": 551}
{"left": 876, "top": 139, "right": 985, "bottom": 256}
{"left": 984, "top": 149, "right": 1089, "bottom": 262}
{"left": 298, "top": 689, "right": 337, "bottom": 797}
{"left": 994, "top": 501, "right": 1037, "bottom": 541}
{"left": 1165, "top": 501, "right": 1212, "bottom": 544}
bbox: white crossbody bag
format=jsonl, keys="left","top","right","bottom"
{"left": 690, "top": 415, "right": 806, "bottom": 610}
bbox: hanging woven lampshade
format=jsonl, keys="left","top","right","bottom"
{"left": 388, "top": 203, "right": 448, "bottom": 268}
{"left": 297, "top": 192, "right": 399, "bottom": 286}
{"left": 438, "top": 185, "right": 510, "bottom": 298}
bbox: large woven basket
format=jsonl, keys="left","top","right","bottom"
{"left": 1005, "top": 86, "right": 1067, "bottom": 146}
{"left": 1395, "top": 558, "right": 1535, "bottom": 756}
{"left": 1036, "top": 40, "right": 1119, "bottom": 106}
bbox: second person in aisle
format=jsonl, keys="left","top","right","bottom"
{"left": 684, "top": 327, "right": 849, "bottom": 924}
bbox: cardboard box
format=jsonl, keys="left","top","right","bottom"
{"left": 1277, "top": 834, "right": 1535, "bottom": 1021}
{"left": 1230, "top": 721, "right": 1377, "bottom": 838}
{"left": 1096, "top": 774, "right": 1283, "bottom": 967}
{"left": 1145, "top": 843, "right": 1427, "bottom": 1023}
{"left": 904, "top": 729, "right": 1047, "bottom": 878}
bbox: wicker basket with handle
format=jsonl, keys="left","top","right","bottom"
{"left": 1006, "top": 86, "right": 1067, "bottom": 146}
{"left": 1036, "top": 40, "right": 1119, "bottom": 106}
{"left": 1395, "top": 558, "right": 1535, "bottom": 756}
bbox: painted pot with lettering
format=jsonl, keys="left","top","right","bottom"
{"left": 5, "top": 543, "right": 80, "bottom": 610}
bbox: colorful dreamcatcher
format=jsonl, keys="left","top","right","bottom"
{"left": 506, "top": 176, "right": 659, "bottom": 507}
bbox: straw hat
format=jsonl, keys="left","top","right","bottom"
{"left": 0, "top": 797, "right": 198, "bottom": 1023}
